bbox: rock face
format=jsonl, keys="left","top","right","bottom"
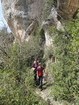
{"left": 2, "top": 0, "right": 79, "bottom": 42}
{"left": 2, "top": 0, "right": 45, "bottom": 42}
{"left": 58, "top": 0, "right": 79, "bottom": 19}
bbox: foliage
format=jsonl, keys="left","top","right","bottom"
{"left": 0, "top": 69, "right": 47, "bottom": 105}
{"left": 0, "top": 32, "right": 44, "bottom": 70}
{"left": 43, "top": 0, "right": 54, "bottom": 19}
{"left": 51, "top": 19, "right": 79, "bottom": 104}
{"left": 0, "top": 30, "right": 14, "bottom": 69}
{"left": 0, "top": 30, "right": 47, "bottom": 105}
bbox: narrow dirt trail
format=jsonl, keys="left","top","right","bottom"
{"left": 34, "top": 60, "right": 67, "bottom": 105}
{"left": 35, "top": 82, "right": 63, "bottom": 105}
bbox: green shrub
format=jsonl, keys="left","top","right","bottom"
{"left": 51, "top": 19, "right": 79, "bottom": 104}
{"left": 0, "top": 69, "right": 47, "bottom": 105}
{"left": 0, "top": 30, "right": 14, "bottom": 69}
{"left": 1, "top": 33, "right": 44, "bottom": 70}
{"left": 43, "top": 0, "right": 54, "bottom": 19}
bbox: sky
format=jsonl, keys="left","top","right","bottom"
{"left": 0, "top": 0, "right": 11, "bottom": 33}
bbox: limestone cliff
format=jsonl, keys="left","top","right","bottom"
{"left": 58, "top": 0, "right": 79, "bottom": 19}
{"left": 2, "top": 0, "right": 45, "bottom": 42}
{"left": 2, "top": 0, "right": 79, "bottom": 43}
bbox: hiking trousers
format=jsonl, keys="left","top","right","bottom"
{"left": 34, "top": 70, "right": 37, "bottom": 82}
{"left": 38, "top": 76, "right": 43, "bottom": 90}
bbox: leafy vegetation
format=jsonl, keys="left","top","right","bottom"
{"left": 0, "top": 69, "right": 47, "bottom": 105}
{"left": 43, "top": 0, "right": 54, "bottom": 19}
{"left": 0, "top": 32, "right": 44, "bottom": 70}
{"left": 0, "top": 30, "right": 47, "bottom": 105}
{"left": 51, "top": 19, "right": 79, "bottom": 104}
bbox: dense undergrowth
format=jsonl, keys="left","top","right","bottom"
{"left": 49, "top": 19, "right": 79, "bottom": 104}
{"left": 0, "top": 69, "right": 47, "bottom": 105}
{"left": 0, "top": 31, "right": 47, "bottom": 105}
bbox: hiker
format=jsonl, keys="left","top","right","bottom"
{"left": 32, "top": 58, "right": 39, "bottom": 84}
{"left": 37, "top": 63, "right": 44, "bottom": 90}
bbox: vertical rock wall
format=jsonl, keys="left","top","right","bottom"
{"left": 2, "top": 0, "right": 79, "bottom": 43}
{"left": 58, "top": 0, "right": 79, "bottom": 19}
{"left": 2, "top": 0, "right": 45, "bottom": 42}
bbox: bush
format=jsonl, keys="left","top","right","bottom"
{"left": 51, "top": 19, "right": 79, "bottom": 104}
{"left": 1, "top": 33, "right": 44, "bottom": 70}
{"left": 0, "top": 30, "right": 47, "bottom": 104}
{"left": 0, "top": 30, "right": 14, "bottom": 69}
{"left": 0, "top": 69, "right": 47, "bottom": 105}
{"left": 43, "top": 0, "right": 54, "bottom": 19}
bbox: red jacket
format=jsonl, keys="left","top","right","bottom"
{"left": 37, "top": 66, "right": 44, "bottom": 76}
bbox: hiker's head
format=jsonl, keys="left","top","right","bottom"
{"left": 38, "top": 63, "right": 41, "bottom": 66}
{"left": 33, "top": 58, "right": 39, "bottom": 64}
{"left": 34, "top": 57, "right": 39, "bottom": 62}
